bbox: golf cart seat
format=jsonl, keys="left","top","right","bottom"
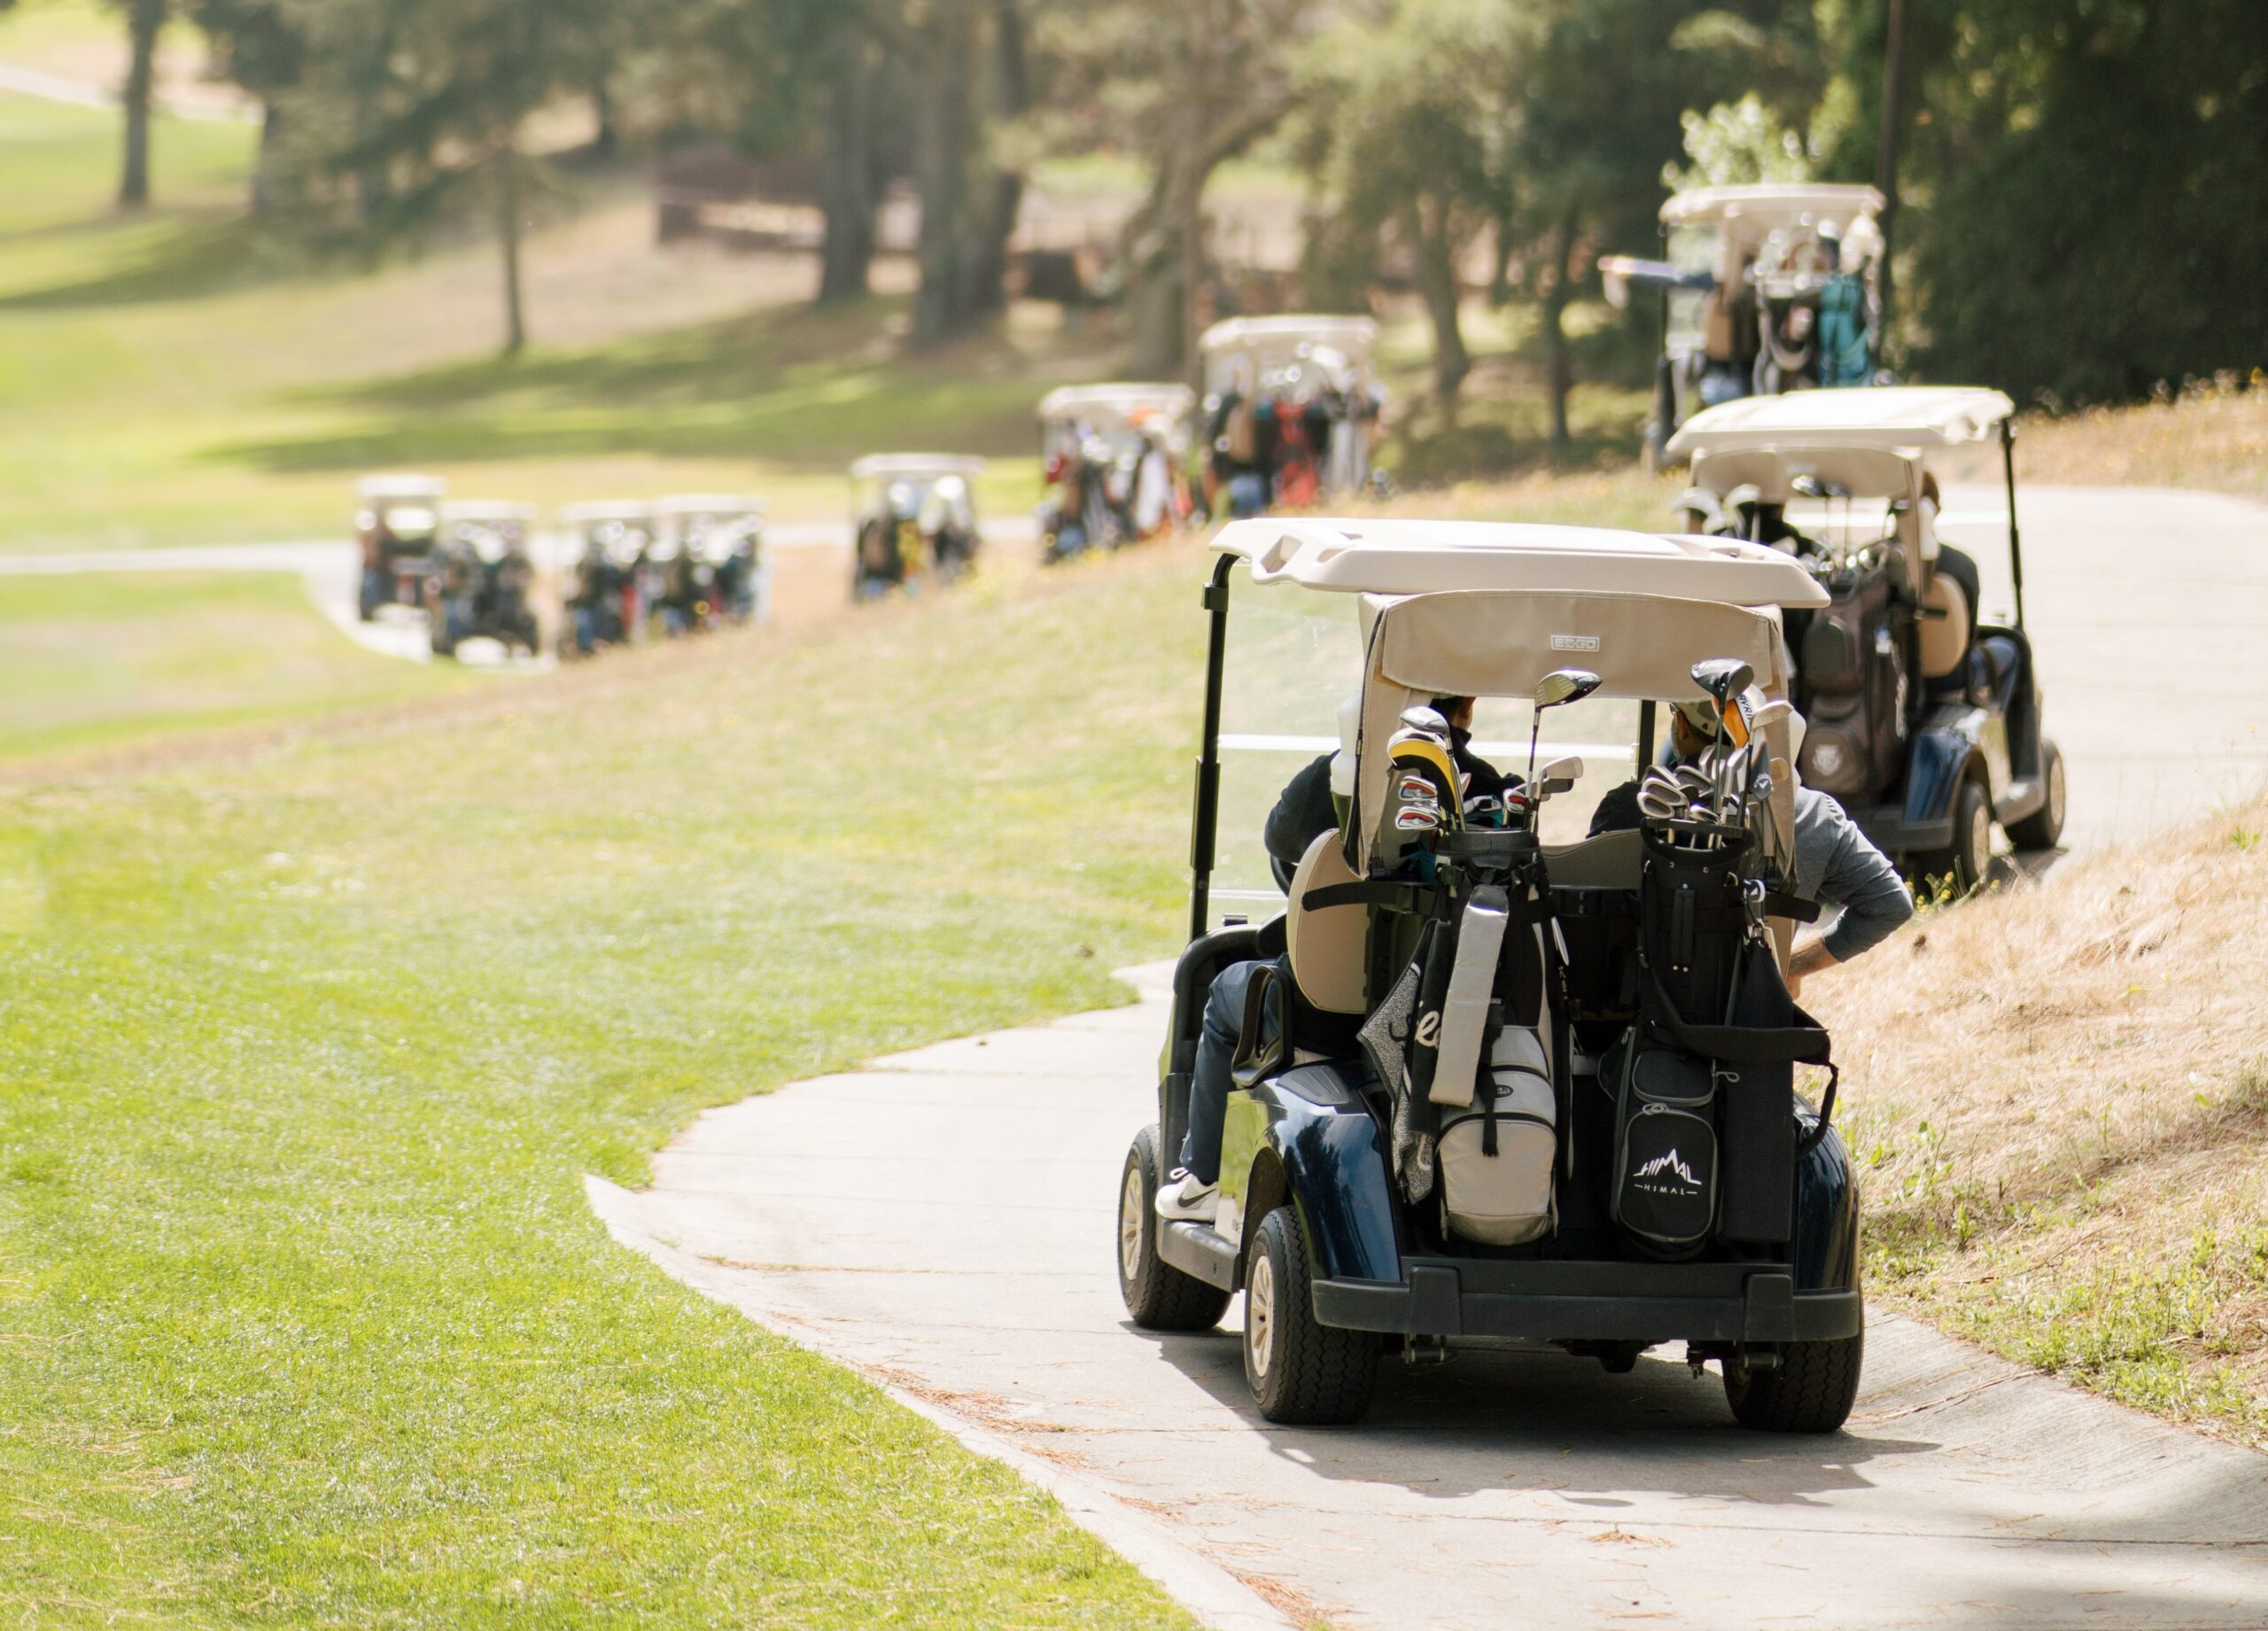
{"left": 1287, "top": 829, "right": 1367, "bottom": 1015}
{"left": 1919, "top": 571, "right": 1972, "bottom": 681}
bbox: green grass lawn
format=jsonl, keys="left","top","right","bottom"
{"left": 0, "top": 542, "right": 1211, "bottom": 1627}
{"left": 0, "top": 571, "right": 470, "bottom": 762}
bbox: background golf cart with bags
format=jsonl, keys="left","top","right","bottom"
{"left": 850, "top": 454, "right": 985, "bottom": 600}
{"left": 557, "top": 501, "right": 654, "bottom": 657}
{"left": 1118, "top": 519, "right": 1865, "bottom": 1431}
{"left": 1599, "top": 183, "right": 1886, "bottom": 464}
{"left": 427, "top": 501, "right": 540, "bottom": 660}
{"left": 1667, "top": 386, "right": 2065, "bottom": 891}
{"left": 1200, "top": 316, "right": 1385, "bottom": 517}
{"left": 652, "top": 494, "right": 768, "bottom": 633}
{"left": 355, "top": 474, "right": 447, "bottom": 623}
{"left": 1037, "top": 384, "right": 1196, "bottom": 563}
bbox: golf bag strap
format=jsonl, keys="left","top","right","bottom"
{"left": 1642, "top": 968, "right": 1832, "bottom": 1066}
{"left": 1798, "top": 1063, "right": 1843, "bottom": 1157}
{"left": 1760, "top": 889, "right": 1822, "bottom": 925}
{"left": 1302, "top": 880, "right": 1441, "bottom": 917}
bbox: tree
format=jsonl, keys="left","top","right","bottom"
{"left": 192, "top": 0, "right": 306, "bottom": 213}
{"left": 1033, "top": 0, "right": 1316, "bottom": 379}
{"left": 1299, "top": 0, "right": 1534, "bottom": 411}
{"left": 117, "top": 0, "right": 167, "bottom": 208}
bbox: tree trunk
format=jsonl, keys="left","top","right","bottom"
{"left": 590, "top": 77, "right": 617, "bottom": 160}
{"left": 497, "top": 144, "right": 526, "bottom": 356}
{"left": 958, "top": 0, "right": 1027, "bottom": 319}
{"left": 251, "top": 99, "right": 282, "bottom": 214}
{"left": 1544, "top": 203, "right": 1578, "bottom": 448}
{"left": 1412, "top": 195, "right": 1470, "bottom": 410}
{"left": 119, "top": 0, "right": 164, "bottom": 210}
{"left": 1873, "top": 0, "right": 1909, "bottom": 339}
{"left": 910, "top": 4, "right": 974, "bottom": 345}
{"left": 816, "top": 43, "right": 875, "bottom": 306}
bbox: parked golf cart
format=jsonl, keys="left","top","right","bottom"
{"left": 426, "top": 501, "right": 540, "bottom": 659}
{"left": 1037, "top": 384, "right": 1197, "bottom": 563}
{"left": 1200, "top": 316, "right": 1385, "bottom": 517}
{"left": 1121, "top": 517, "right": 1864, "bottom": 1433}
{"left": 850, "top": 455, "right": 985, "bottom": 600}
{"left": 1600, "top": 184, "right": 1886, "bottom": 463}
{"left": 653, "top": 495, "right": 768, "bottom": 633}
{"left": 355, "top": 474, "right": 447, "bottom": 622}
{"left": 557, "top": 501, "right": 654, "bottom": 657}
{"left": 1665, "top": 386, "right": 2064, "bottom": 891}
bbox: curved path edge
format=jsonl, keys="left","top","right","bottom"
{"left": 585, "top": 1173, "right": 1297, "bottom": 1631}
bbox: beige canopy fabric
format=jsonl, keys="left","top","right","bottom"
{"left": 1666, "top": 386, "right": 2015, "bottom": 460}
{"left": 1660, "top": 183, "right": 1884, "bottom": 233}
{"left": 358, "top": 473, "right": 447, "bottom": 504}
{"left": 850, "top": 454, "right": 987, "bottom": 483}
{"left": 1687, "top": 446, "right": 1923, "bottom": 505}
{"left": 1215, "top": 518, "right": 1829, "bottom": 610}
{"left": 1037, "top": 384, "right": 1194, "bottom": 425}
{"left": 1347, "top": 589, "right": 1790, "bottom": 870}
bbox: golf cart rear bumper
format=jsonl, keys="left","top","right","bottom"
{"left": 1853, "top": 806, "right": 1953, "bottom": 857}
{"left": 1311, "top": 1259, "right": 1862, "bottom": 1344}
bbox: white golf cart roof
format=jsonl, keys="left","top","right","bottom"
{"left": 1667, "top": 386, "right": 2014, "bottom": 459}
{"left": 850, "top": 454, "right": 986, "bottom": 483}
{"left": 439, "top": 501, "right": 534, "bottom": 525}
{"left": 558, "top": 501, "right": 655, "bottom": 527}
{"left": 655, "top": 493, "right": 765, "bottom": 519}
{"left": 1037, "top": 384, "right": 1195, "bottom": 424}
{"left": 1214, "top": 517, "right": 1829, "bottom": 609}
{"left": 1661, "top": 183, "right": 1884, "bottom": 232}
{"left": 1202, "top": 315, "right": 1377, "bottom": 359}
{"left": 358, "top": 473, "right": 447, "bottom": 504}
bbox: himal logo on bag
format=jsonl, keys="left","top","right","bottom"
{"left": 1631, "top": 1147, "right": 1704, "bottom": 1194}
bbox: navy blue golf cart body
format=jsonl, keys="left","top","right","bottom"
{"left": 1116, "top": 519, "right": 1868, "bottom": 1430}
{"left": 1666, "top": 387, "right": 2067, "bottom": 890}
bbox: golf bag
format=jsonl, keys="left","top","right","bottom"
{"left": 1796, "top": 563, "right": 1912, "bottom": 802}
{"left": 1612, "top": 826, "right": 1837, "bottom": 1254}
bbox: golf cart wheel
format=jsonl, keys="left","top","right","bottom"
{"left": 1923, "top": 778, "right": 1992, "bottom": 897}
{"left": 1118, "top": 1127, "right": 1231, "bottom": 1332}
{"left": 1724, "top": 1326, "right": 1864, "bottom": 1433}
{"left": 2008, "top": 741, "right": 2067, "bottom": 851}
{"left": 1244, "top": 1205, "right": 1376, "bottom": 1425}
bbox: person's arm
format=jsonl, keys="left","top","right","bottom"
{"left": 1264, "top": 753, "right": 1340, "bottom": 871}
{"left": 1791, "top": 791, "right": 1916, "bottom": 977}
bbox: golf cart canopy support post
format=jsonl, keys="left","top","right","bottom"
{"left": 1189, "top": 554, "right": 1237, "bottom": 944}
{"left": 2002, "top": 417, "right": 2026, "bottom": 629}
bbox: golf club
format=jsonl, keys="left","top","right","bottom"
{"left": 1526, "top": 668, "right": 1604, "bottom": 789}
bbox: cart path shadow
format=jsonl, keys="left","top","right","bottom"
{"left": 599, "top": 973, "right": 2268, "bottom": 1630}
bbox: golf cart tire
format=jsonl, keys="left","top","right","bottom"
{"left": 2007, "top": 741, "right": 2067, "bottom": 851}
{"left": 1723, "top": 1327, "right": 1864, "bottom": 1433}
{"left": 1118, "top": 1127, "right": 1232, "bottom": 1332}
{"left": 1244, "top": 1205, "right": 1377, "bottom": 1426}
{"left": 1921, "top": 777, "right": 1992, "bottom": 897}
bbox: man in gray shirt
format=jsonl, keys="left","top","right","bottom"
{"left": 1590, "top": 699, "right": 1915, "bottom": 996}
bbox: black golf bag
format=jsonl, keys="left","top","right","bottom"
{"left": 1793, "top": 563, "right": 1913, "bottom": 804}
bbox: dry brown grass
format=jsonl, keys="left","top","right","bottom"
{"left": 1942, "top": 375, "right": 2268, "bottom": 503}
{"left": 1807, "top": 792, "right": 2268, "bottom": 1440}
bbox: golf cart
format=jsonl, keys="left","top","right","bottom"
{"left": 850, "top": 455, "right": 985, "bottom": 600}
{"left": 653, "top": 495, "right": 768, "bottom": 633}
{"left": 557, "top": 501, "right": 655, "bottom": 657}
{"left": 1599, "top": 184, "right": 1886, "bottom": 462}
{"left": 427, "top": 501, "right": 540, "bottom": 659}
{"left": 1037, "top": 384, "right": 1197, "bottom": 563}
{"left": 1200, "top": 316, "right": 1384, "bottom": 517}
{"left": 1666, "top": 386, "right": 2065, "bottom": 890}
{"left": 355, "top": 474, "right": 447, "bottom": 622}
{"left": 1120, "top": 518, "right": 1864, "bottom": 1432}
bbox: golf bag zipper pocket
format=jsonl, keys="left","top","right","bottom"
{"left": 1612, "top": 1045, "right": 1720, "bottom": 1253}
{"left": 1436, "top": 1026, "right": 1557, "bottom": 1247}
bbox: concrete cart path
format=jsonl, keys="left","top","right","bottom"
{"left": 592, "top": 967, "right": 2268, "bottom": 1630}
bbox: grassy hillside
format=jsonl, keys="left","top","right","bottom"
{"left": 0, "top": 572, "right": 467, "bottom": 762}
{"left": 1818, "top": 796, "right": 2268, "bottom": 1443}
{"left": 0, "top": 541, "right": 1211, "bottom": 1627}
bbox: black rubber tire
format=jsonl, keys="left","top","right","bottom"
{"left": 1243, "top": 1205, "right": 1377, "bottom": 1425}
{"left": 1117, "top": 1127, "right": 1232, "bottom": 1332}
{"left": 2007, "top": 741, "right": 2067, "bottom": 851}
{"left": 1922, "top": 777, "right": 1992, "bottom": 897}
{"left": 1724, "top": 1327, "right": 1864, "bottom": 1433}
{"left": 1596, "top": 1342, "right": 1644, "bottom": 1376}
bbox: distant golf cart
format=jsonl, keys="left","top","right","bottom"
{"left": 428, "top": 501, "right": 540, "bottom": 659}
{"left": 1122, "top": 517, "right": 1865, "bottom": 1433}
{"left": 1600, "top": 184, "right": 1886, "bottom": 463}
{"left": 1037, "top": 384, "right": 1197, "bottom": 563}
{"left": 1200, "top": 316, "right": 1385, "bottom": 517}
{"left": 557, "top": 501, "right": 655, "bottom": 657}
{"left": 653, "top": 495, "right": 769, "bottom": 633}
{"left": 850, "top": 455, "right": 985, "bottom": 600}
{"left": 1666, "top": 385, "right": 2065, "bottom": 891}
{"left": 355, "top": 474, "right": 447, "bottom": 622}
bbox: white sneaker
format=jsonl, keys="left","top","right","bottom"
{"left": 1155, "top": 1169, "right": 1219, "bottom": 1223}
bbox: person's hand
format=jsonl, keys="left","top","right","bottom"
{"left": 1786, "top": 936, "right": 1840, "bottom": 1001}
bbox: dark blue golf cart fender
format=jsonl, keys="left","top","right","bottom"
{"left": 1858, "top": 621, "right": 2053, "bottom": 856}
{"left": 1160, "top": 1061, "right": 1863, "bottom": 1321}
